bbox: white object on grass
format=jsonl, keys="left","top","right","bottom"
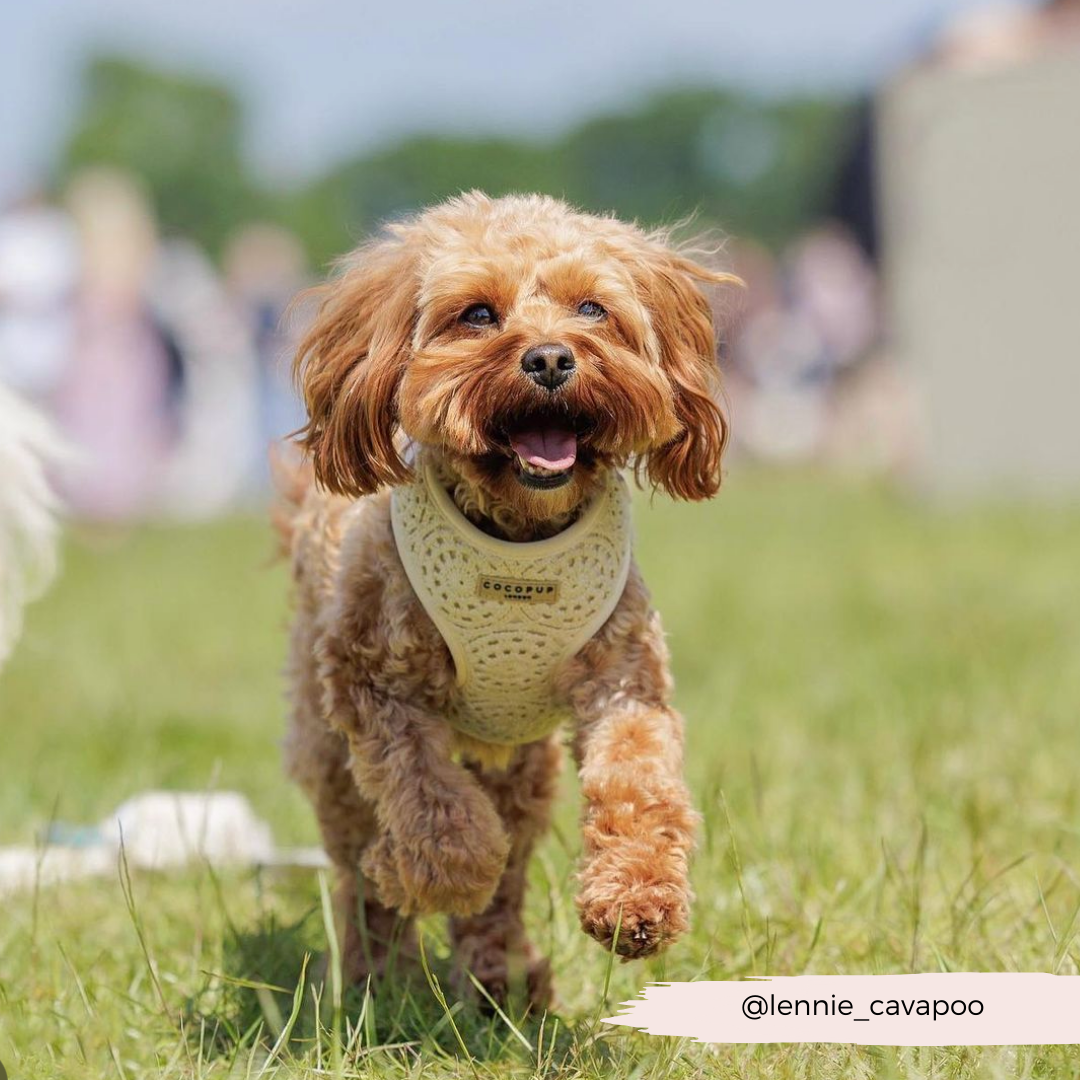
{"left": 0, "top": 791, "right": 328, "bottom": 896}
{"left": 101, "top": 790, "right": 275, "bottom": 869}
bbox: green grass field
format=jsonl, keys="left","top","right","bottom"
{"left": 3, "top": 471, "right": 1080, "bottom": 1079}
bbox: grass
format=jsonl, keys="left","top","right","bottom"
{"left": 2, "top": 469, "right": 1080, "bottom": 1078}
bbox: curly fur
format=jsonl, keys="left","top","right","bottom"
{"left": 280, "top": 192, "right": 738, "bottom": 1006}
{"left": 0, "top": 384, "right": 64, "bottom": 668}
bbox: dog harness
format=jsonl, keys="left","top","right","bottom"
{"left": 390, "top": 464, "right": 633, "bottom": 745}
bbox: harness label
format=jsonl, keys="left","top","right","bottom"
{"left": 477, "top": 575, "right": 560, "bottom": 604}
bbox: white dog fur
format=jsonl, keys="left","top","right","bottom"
{"left": 0, "top": 382, "right": 64, "bottom": 667}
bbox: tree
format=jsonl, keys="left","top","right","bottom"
{"left": 294, "top": 88, "right": 854, "bottom": 265}
{"left": 59, "top": 56, "right": 261, "bottom": 256}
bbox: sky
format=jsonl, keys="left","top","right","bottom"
{"left": 1, "top": 0, "right": 1013, "bottom": 198}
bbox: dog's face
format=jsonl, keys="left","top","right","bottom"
{"left": 296, "top": 193, "right": 737, "bottom": 519}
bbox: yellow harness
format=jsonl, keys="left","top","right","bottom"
{"left": 390, "top": 465, "right": 633, "bottom": 745}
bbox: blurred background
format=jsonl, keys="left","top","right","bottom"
{"left": 4, "top": 0, "right": 1078, "bottom": 520}
{"left": 2, "top": 0, "right": 1080, "bottom": 826}
{"left": 3, "top": 5, "right": 1080, "bottom": 1074}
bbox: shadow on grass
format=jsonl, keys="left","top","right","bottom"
{"left": 182, "top": 902, "right": 590, "bottom": 1071}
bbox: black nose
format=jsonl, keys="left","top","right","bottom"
{"left": 521, "top": 343, "right": 575, "bottom": 390}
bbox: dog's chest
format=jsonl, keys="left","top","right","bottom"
{"left": 390, "top": 467, "right": 633, "bottom": 745}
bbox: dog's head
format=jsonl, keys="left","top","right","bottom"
{"left": 295, "top": 192, "right": 739, "bottom": 519}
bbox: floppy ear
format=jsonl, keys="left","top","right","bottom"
{"left": 293, "top": 232, "right": 418, "bottom": 496}
{"left": 637, "top": 246, "right": 741, "bottom": 500}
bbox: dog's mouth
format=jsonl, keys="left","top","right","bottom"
{"left": 510, "top": 427, "right": 577, "bottom": 489}
{"left": 501, "top": 412, "right": 592, "bottom": 491}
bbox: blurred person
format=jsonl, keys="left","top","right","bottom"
{"left": 831, "top": 1, "right": 1080, "bottom": 275}
{"left": 56, "top": 168, "right": 174, "bottom": 521}
{"left": 786, "top": 223, "right": 878, "bottom": 373}
{"left": 826, "top": 0, "right": 1080, "bottom": 272}
{"left": 831, "top": 98, "right": 879, "bottom": 266}
{"left": 150, "top": 238, "right": 260, "bottom": 518}
{"left": 877, "top": 0, "right": 1080, "bottom": 496}
{"left": 223, "top": 223, "right": 309, "bottom": 492}
{"left": 728, "top": 223, "right": 883, "bottom": 465}
{"left": 821, "top": 2, "right": 1080, "bottom": 482}
{"left": 718, "top": 238, "right": 774, "bottom": 457}
{"left": 723, "top": 238, "right": 780, "bottom": 339}
{"left": 733, "top": 301, "right": 829, "bottom": 461}
{"left": 787, "top": 226, "right": 923, "bottom": 477}
{"left": 934, "top": 0, "right": 1080, "bottom": 70}
{"left": 0, "top": 192, "right": 80, "bottom": 402}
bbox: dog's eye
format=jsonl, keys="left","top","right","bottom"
{"left": 577, "top": 300, "right": 606, "bottom": 320}
{"left": 460, "top": 303, "right": 498, "bottom": 328}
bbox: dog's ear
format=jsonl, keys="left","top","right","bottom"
{"left": 634, "top": 243, "right": 741, "bottom": 501}
{"left": 294, "top": 231, "right": 419, "bottom": 496}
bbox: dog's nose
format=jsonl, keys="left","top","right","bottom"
{"left": 521, "top": 344, "right": 575, "bottom": 390}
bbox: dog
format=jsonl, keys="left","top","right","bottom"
{"left": 278, "top": 192, "right": 738, "bottom": 1007}
{"left": 0, "top": 383, "right": 64, "bottom": 670}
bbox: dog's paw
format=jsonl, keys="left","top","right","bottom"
{"left": 364, "top": 790, "right": 510, "bottom": 916}
{"left": 396, "top": 826, "right": 509, "bottom": 916}
{"left": 577, "top": 882, "right": 690, "bottom": 960}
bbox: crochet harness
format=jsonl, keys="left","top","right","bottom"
{"left": 390, "top": 465, "right": 633, "bottom": 745}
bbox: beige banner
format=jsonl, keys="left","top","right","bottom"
{"left": 604, "top": 974, "right": 1080, "bottom": 1046}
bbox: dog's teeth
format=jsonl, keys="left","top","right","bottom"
{"left": 516, "top": 455, "right": 565, "bottom": 478}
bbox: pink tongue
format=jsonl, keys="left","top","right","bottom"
{"left": 510, "top": 428, "right": 578, "bottom": 471}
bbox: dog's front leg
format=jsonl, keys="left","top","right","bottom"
{"left": 564, "top": 573, "right": 698, "bottom": 959}
{"left": 573, "top": 700, "right": 697, "bottom": 958}
{"left": 340, "top": 693, "right": 511, "bottom": 917}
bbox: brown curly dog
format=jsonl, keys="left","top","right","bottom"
{"left": 278, "top": 192, "right": 738, "bottom": 1008}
